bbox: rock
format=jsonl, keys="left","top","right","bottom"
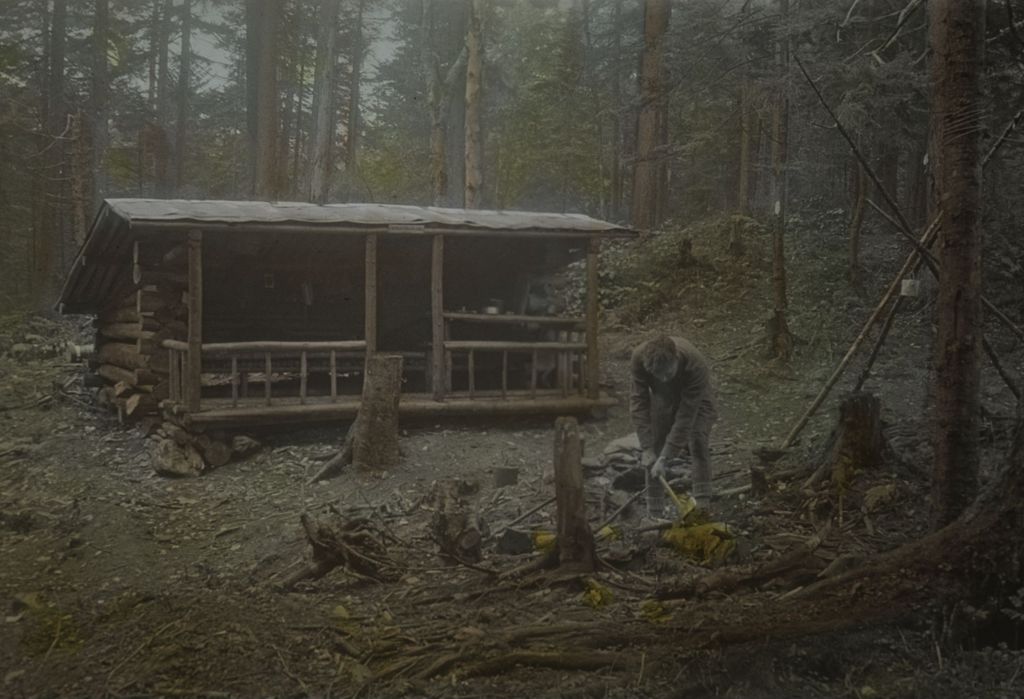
{"left": 231, "top": 435, "right": 261, "bottom": 456}
{"left": 495, "top": 528, "right": 533, "bottom": 556}
{"left": 152, "top": 438, "right": 204, "bottom": 477}
{"left": 603, "top": 434, "right": 641, "bottom": 456}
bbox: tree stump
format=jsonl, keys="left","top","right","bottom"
{"left": 353, "top": 354, "right": 403, "bottom": 471}
{"left": 553, "top": 417, "right": 596, "bottom": 571}
{"left": 804, "top": 393, "right": 884, "bottom": 491}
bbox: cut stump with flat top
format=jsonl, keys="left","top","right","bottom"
{"left": 353, "top": 354, "right": 403, "bottom": 471}
{"left": 804, "top": 392, "right": 884, "bottom": 491}
{"left": 553, "top": 417, "right": 596, "bottom": 571}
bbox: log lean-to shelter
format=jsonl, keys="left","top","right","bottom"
{"left": 59, "top": 199, "right": 636, "bottom": 431}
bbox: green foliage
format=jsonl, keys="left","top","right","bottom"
{"left": 601, "top": 215, "right": 761, "bottom": 323}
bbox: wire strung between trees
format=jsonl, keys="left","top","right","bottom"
{"left": 778, "top": 55, "right": 1024, "bottom": 450}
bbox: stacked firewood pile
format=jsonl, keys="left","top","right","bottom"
{"left": 91, "top": 244, "right": 187, "bottom": 422}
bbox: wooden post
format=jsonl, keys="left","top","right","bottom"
{"left": 169, "top": 348, "right": 179, "bottom": 402}
{"left": 501, "top": 351, "right": 508, "bottom": 398}
{"left": 330, "top": 350, "right": 337, "bottom": 401}
{"left": 300, "top": 351, "right": 308, "bottom": 404}
{"left": 186, "top": 229, "right": 203, "bottom": 413}
{"left": 230, "top": 356, "right": 238, "bottom": 407}
{"left": 353, "top": 354, "right": 404, "bottom": 470}
{"left": 530, "top": 348, "right": 538, "bottom": 398}
{"left": 431, "top": 234, "right": 446, "bottom": 401}
{"left": 553, "top": 417, "right": 595, "bottom": 571}
{"left": 585, "top": 238, "right": 600, "bottom": 399}
{"left": 264, "top": 352, "right": 272, "bottom": 406}
{"left": 365, "top": 234, "right": 378, "bottom": 354}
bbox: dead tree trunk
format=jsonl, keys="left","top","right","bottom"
{"left": 553, "top": 417, "right": 595, "bottom": 572}
{"left": 463, "top": 0, "right": 484, "bottom": 209}
{"left": 306, "top": 0, "right": 340, "bottom": 204}
{"left": 352, "top": 354, "right": 403, "bottom": 471}
{"left": 766, "top": 0, "right": 793, "bottom": 361}
{"left": 631, "top": 0, "right": 671, "bottom": 230}
{"left": 929, "top": 0, "right": 985, "bottom": 528}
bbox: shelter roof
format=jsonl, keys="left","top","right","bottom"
{"left": 58, "top": 199, "right": 635, "bottom": 313}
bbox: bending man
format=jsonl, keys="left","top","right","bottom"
{"left": 629, "top": 334, "right": 718, "bottom": 511}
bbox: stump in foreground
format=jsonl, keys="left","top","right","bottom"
{"left": 804, "top": 392, "right": 885, "bottom": 490}
{"left": 553, "top": 417, "right": 596, "bottom": 571}
{"left": 353, "top": 354, "right": 403, "bottom": 471}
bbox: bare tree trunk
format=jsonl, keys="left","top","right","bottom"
{"left": 70, "top": 112, "right": 88, "bottom": 246}
{"left": 930, "top": 0, "right": 986, "bottom": 528}
{"left": 255, "top": 0, "right": 280, "bottom": 201}
{"left": 847, "top": 159, "right": 868, "bottom": 287}
{"left": 463, "top": 0, "right": 484, "bottom": 209}
{"left": 631, "top": 0, "right": 671, "bottom": 230}
{"left": 423, "top": 1, "right": 466, "bottom": 207}
{"left": 245, "top": 0, "right": 262, "bottom": 197}
{"left": 609, "top": 0, "right": 623, "bottom": 222}
{"left": 767, "top": 0, "right": 793, "bottom": 361}
{"left": 290, "top": 35, "right": 306, "bottom": 197}
{"left": 173, "top": 0, "right": 192, "bottom": 193}
{"left": 39, "top": 0, "right": 67, "bottom": 308}
{"left": 91, "top": 0, "right": 109, "bottom": 209}
{"left": 154, "top": 0, "right": 172, "bottom": 197}
{"left": 307, "top": 0, "right": 340, "bottom": 204}
{"left": 346, "top": 0, "right": 365, "bottom": 187}
{"left": 737, "top": 83, "right": 752, "bottom": 216}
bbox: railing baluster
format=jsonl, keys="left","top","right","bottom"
{"left": 561, "top": 350, "right": 569, "bottom": 397}
{"left": 531, "top": 348, "right": 538, "bottom": 398}
{"left": 468, "top": 349, "right": 475, "bottom": 398}
{"left": 231, "top": 356, "right": 239, "bottom": 407}
{"left": 169, "top": 348, "right": 179, "bottom": 402}
{"left": 501, "top": 351, "right": 508, "bottom": 399}
{"left": 300, "top": 351, "right": 308, "bottom": 405}
{"left": 264, "top": 352, "right": 272, "bottom": 406}
{"left": 330, "top": 350, "right": 337, "bottom": 402}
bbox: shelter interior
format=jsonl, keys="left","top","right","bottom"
{"left": 59, "top": 200, "right": 631, "bottom": 428}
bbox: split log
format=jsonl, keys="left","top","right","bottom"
{"left": 152, "top": 438, "right": 204, "bottom": 477}
{"left": 97, "top": 363, "right": 160, "bottom": 389}
{"left": 125, "top": 392, "right": 157, "bottom": 417}
{"left": 804, "top": 393, "right": 885, "bottom": 491}
{"left": 97, "top": 342, "right": 147, "bottom": 370}
{"left": 553, "top": 417, "right": 596, "bottom": 571}
{"left": 430, "top": 479, "right": 483, "bottom": 563}
{"left": 99, "top": 322, "right": 154, "bottom": 342}
{"left": 99, "top": 307, "right": 141, "bottom": 324}
{"left": 352, "top": 354, "right": 403, "bottom": 471}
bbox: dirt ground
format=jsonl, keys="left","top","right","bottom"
{"left": 2, "top": 217, "right": 1023, "bottom": 698}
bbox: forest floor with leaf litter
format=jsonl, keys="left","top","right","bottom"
{"left": 2, "top": 215, "right": 1023, "bottom": 698}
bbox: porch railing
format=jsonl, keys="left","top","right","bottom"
{"left": 164, "top": 339, "right": 367, "bottom": 411}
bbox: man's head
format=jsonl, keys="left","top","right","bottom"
{"left": 642, "top": 335, "right": 678, "bottom": 382}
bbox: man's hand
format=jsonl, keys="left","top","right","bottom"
{"left": 641, "top": 449, "right": 658, "bottom": 469}
{"left": 650, "top": 456, "right": 667, "bottom": 479}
